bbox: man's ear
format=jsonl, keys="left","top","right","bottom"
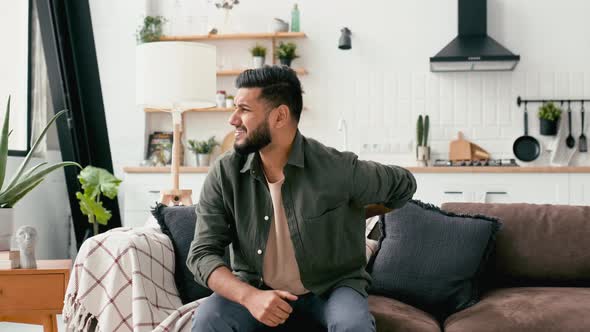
{"left": 273, "top": 105, "right": 291, "bottom": 129}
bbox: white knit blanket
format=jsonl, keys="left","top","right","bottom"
{"left": 63, "top": 226, "right": 203, "bottom": 332}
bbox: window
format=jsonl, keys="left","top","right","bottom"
{"left": 0, "top": 0, "right": 31, "bottom": 155}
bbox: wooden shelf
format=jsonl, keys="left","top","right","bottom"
{"left": 407, "top": 166, "right": 590, "bottom": 173}
{"left": 217, "top": 68, "right": 307, "bottom": 76}
{"left": 160, "top": 32, "right": 306, "bottom": 41}
{"left": 123, "top": 166, "right": 210, "bottom": 173}
{"left": 144, "top": 107, "right": 233, "bottom": 113}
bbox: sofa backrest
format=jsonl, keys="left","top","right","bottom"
{"left": 441, "top": 202, "right": 590, "bottom": 288}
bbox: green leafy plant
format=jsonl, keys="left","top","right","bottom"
{"left": 76, "top": 166, "right": 122, "bottom": 236}
{"left": 226, "top": 95, "right": 234, "bottom": 100}
{"left": 188, "top": 136, "right": 219, "bottom": 154}
{"left": 416, "top": 114, "right": 430, "bottom": 147}
{"left": 0, "top": 96, "right": 81, "bottom": 208}
{"left": 136, "top": 16, "right": 166, "bottom": 44}
{"left": 276, "top": 42, "right": 299, "bottom": 60}
{"left": 250, "top": 44, "right": 267, "bottom": 57}
{"left": 538, "top": 102, "right": 562, "bottom": 121}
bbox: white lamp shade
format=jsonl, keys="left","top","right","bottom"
{"left": 136, "top": 42, "right": 216, "bottom": 110}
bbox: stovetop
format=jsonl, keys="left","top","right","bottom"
{"left": 432, "top": 159, "right": 519, "bottom": 167}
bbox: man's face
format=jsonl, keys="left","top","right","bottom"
{"left": 228, "top": 88, "right": 274, "bottom": 155}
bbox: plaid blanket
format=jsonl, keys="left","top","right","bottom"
{"left": 63, "top": 226, "right": 203, "bottom": 332}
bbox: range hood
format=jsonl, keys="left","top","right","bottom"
{"left": 430, "top": 0, "right": 520, "bottom": 72}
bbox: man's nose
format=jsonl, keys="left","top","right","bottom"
{"left": 228, "top": 110, "right": 240, "bottom": 127}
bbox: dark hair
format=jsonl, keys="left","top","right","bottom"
{"left": 235, "top": 65, "right": 303, "bottom": 122}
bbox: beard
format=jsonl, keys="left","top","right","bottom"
{"left": 234, "top": 119, "right": 272, "bottom": 156}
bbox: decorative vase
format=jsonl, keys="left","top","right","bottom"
{"left": 279, "top": 58, "right": 292, "bottom": 67}
{"left": 416, "top": 146, "right": 431, "bottom": 162}
{"left": 196, "top": 153, "right": 211, "bottom": 167}
{"left": 540, "top": 118, "right": 558, "bottom": 136}
{"left": 0, "top": 208, "right": 14, "bottom": 250}
{"left": 252, "top": 56, "right": 265, "bottom": 68}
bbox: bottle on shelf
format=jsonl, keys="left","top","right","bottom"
{"left": 291, "top": 4, "right": 300, "bottom": 32}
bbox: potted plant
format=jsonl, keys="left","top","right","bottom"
{"left": 136, "top": 16, "right": 166, "bottom": 44}
{"left": 188, "top": 136, "right": 219, "bottom": 167}
{"left": 0, "top": 96, "right": 81, "bottom": 250}
{"left": 276, "top": 42, "right": 299, "bottom": 67}
{"left": 76, "top": 166, "right": 122, "bottom": 237}
{"left": 416, "top": 115, "right": 430, "bottom": 163}
{"left": 250, "top": 44, "right": 267, "bottom": 68}
{"left": 538, "top": 102, "right": 562, "bottom": 136}
{"left": 225, "top": 95, "right": 235, "bottom": 108}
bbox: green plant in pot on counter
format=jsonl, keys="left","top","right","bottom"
{"left": 136, "top": 16, "right": 166, "bottom": 44}
{"left": 250, "top": 44, "right": 267, "bottom": 68}
{"left": 276, "top": 42, "right": 299, "bottom": 67}
{"left": 76, "top": 166, "right": 122, "bottom": 236}
{"left": 0, "top": 96, "right": 81, "bottom": 250}
{"left": 188, "top": 136, "right": 219, "bottom": 167}
{"left": 538, "top": 102, "right": 562, "bottom": 136}
{"left": 416, "top": 114, "right": 430, "bottom": 162}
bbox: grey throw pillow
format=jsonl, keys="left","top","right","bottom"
{"left": 368, "top": 200, "right": 501, "bottom": 321}
{"left": 152, "top": 203, "right": 223, "bottom": 304}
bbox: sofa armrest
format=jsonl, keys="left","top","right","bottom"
{"left": 64, "top": 226, "right": 183, "bottom": 332}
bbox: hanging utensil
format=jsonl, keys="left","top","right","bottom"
{"left": 580, "top": 101, "right": 587, "bottom": 152}
{"left": 566, "top": 101, "right": 576, "bottom": 149}
{"left": 513, "top": 102, "right": 541, "bottom": 162}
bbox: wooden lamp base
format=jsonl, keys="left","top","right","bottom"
{"left": 160, "top": 189, "right": 193, "bottom": 206}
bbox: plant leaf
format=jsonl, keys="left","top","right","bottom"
{"left": 0, "top": 96, "right": 10, "bottom": 191}
{"left": 4, "top": 109, "right": 70, "bottom": 193}
{"left": 76, "top": 192, "right": 111, "bottom": 225}
{"left": 4, "top": 177, "right": 44, "bottom": 208}
{"left": 21, "top": 162, "right": 48, "bottom": 181}
{"left": 0, "top": 161, "right": 80, "bottom": 205}
{"left": 78, "top": 166, "right": 122, "bottom": 200}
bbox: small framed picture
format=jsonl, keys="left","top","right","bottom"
{"left": 146, "top": 131, "right": 173, "bottom": 166}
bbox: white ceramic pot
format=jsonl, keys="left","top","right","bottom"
{"left": 225, "top": 98, "right": 234, "bottom": 108}
{"left": 196, "top": 153, "right": 211, "bottom": 167}
{"left": 252, "top": 56, "right": 265, "bottom": 68}
{"left": 0, "top": 208, "right": 14, "bottom": 250}
{"left": 416, "top": 146, "right": 431, "bottom": 161}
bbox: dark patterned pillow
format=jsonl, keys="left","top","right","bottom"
{"left": 151, "top": 203, "right": 216, "bottom": 304}
{"left": 368, "top": 200, "right": 501, "bottom": 321}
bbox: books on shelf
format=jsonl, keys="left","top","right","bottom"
{"left": 0, "top": 250, "right": 20, "bottom": 269}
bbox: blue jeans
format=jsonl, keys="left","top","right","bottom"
{"left": 191, "top": 286, "right": 376, "bottom": 332}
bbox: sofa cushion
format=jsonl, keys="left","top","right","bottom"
{"left": 369, "top": 295, "right": 442, "bottom": 332}
{"left": 152, "top": 203, "right": 213, "bottom": 304}
{"left": 444, "top": 287, "right": 590, "bottom": 332}
{"left": 441, "top": 203, "right": 590, "bottom": 287}
{"left": 369, "top": 200, "right": 501, "bottom": 320}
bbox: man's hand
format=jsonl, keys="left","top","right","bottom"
{"left": 242, "top": 289, "right": 298, "bottom": 327}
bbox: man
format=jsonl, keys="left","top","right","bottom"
{"left": 189, "top": 65, "right": 416, "bottom": 331}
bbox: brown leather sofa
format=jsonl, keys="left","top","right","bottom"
{"left": 365, "top": 202, "right": 590, "bottom": 332}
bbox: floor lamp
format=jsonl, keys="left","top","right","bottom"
{"left": 136, "top": 41, "right": 216, "bottom": 206}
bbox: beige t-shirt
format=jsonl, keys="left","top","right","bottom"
{"left": 262, "top": 173, "right": 309, "bottom": 295}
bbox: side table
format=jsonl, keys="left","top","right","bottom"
{"left": 0, "top": 259, "right": 71, "bottom": 332}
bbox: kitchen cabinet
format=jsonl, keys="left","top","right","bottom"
{"left": 569, "top": 174, "right": 590, "bottom": 206}
{"left": 122, "top": 169, "right": 208, "bottom": 228}
{"left": 413, "top": 173, "right": 570, "bottom": 206}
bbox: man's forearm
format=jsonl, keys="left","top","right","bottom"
{"left": 207, "top": 266, "right": 259, "bottom": 306}
{"left": 365, "top": 204, "right": 393, "bottom": 219}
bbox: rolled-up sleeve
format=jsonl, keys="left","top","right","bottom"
{"left": 186, "top": 162, "right": 231, "bottom": 289}
{"left": 349, "top": 155, "right": 417, "bottom": 209}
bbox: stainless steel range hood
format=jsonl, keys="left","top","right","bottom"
{"left": 430, "top": 0, "right": 520, "bottom": 72}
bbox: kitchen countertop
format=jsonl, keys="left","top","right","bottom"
{"left": 123, "top": 166, "right": 590, "bottom": 174}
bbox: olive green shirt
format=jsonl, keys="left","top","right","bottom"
{"left": 186, "top": 130, "right": 417, "bottom": 297}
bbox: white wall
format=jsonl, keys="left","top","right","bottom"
{"left": 88, "top": 0, "right": 590, "bottom": 213}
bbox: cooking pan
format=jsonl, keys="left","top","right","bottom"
{"left": 513, "top": 103, "right": 540, "bottom": 162}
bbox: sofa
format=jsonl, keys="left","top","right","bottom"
{"left": 64, "top": 202, "right": 590, "bottom": 332}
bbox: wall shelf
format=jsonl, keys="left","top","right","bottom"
{"left": 160, "top": 32, "right": 306, "bottom": 41}
{"left": 144, "top": 107, "right": 233, "bottom": 113}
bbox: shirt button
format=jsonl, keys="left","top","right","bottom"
{"left": 264, "top": 216, "right": 269, "bottom": 221}
{"left": 257, "top": 249, "right": 263, "bottom": 255}
{"left": 260, "top": 277, "right": 264, "bottom": 282}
